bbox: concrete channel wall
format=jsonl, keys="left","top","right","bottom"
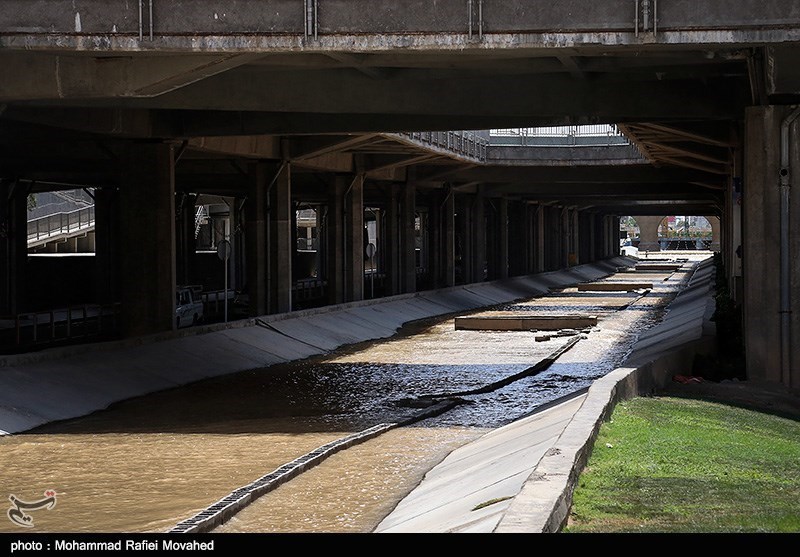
{"left": 0, "top": 256, "right": 637, "bottom": 435}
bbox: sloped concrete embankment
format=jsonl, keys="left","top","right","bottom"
{"left": 0, "top": 257, "right": 636, "bottom": 435}
{"left": 494, "top": 256, "right": 717, "bottom": 533}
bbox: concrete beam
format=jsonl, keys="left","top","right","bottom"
{"left": 0, "top": 51, "right": 263, "bottom": 101}
{"left": 108, "top": 72, "right": 748, "bottom": 123}
{"left": 1, "top": 1, "right": 797, "bottom": 48}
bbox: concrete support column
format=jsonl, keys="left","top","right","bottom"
{"left": 536, "top": 206, "right": 546, "bottom": 273}
{"left": 635, "top": 215, "right": 663, "bottom": 252}
{"left": 326, "top": 177, "right": 346, "bottom": 305}
{"left": 508, "top": 202, "right": 525, "bottom": 277}
{"left": 0, "top": 185, "right": 8, "bottom": 316}
{"left": 485, "top": 200, "right": 498, "bottom": 279}
{"left": 588, "top": 214, "right": 597, "bottom": 262}
{"left": 400, "top": 183, "right": 416, "bottom": 293}
{"left": 730, "top": 150, "right": 744, "bottom": 302}
{"left": 560, "top": 207, "right": 570, "bottom": 269}
{"left": 522, "top": 204, "right": 534, "bottom": 275}
{"left": 498, "top": 198, "right": 509, "bottom": 279}
{"left": 176, "top": 192, "right": 196, "bottom": 288}
{"left": 385, "top": 185, "right": 400, "bottom": 295}
{"left": 231, "top": 198, "right": 244, "bottom": 294}
{"left": 429, "top": 190, "right": 443, "bottom": 288}
{"left": 708, "top": 215, "right": 722, "bottom": 252}
{"left": 472, "top": 193, "right": 486, "bottom": 282}
{"left": 315, "top": 206, "right": 324, "bottom": 283}
{"left": 246, "top": 162, "right": 268, "bottom": 317}
{"left": 550, "top": 207, "right": 561, "bottom": 270}
{"left": 345, "top": 174, "right": 364, "bottom": 302}
{"left": 0, "top": 183, "right": 28, "bottom": 316}
{"left": 742, "top": 105, "right": 800, "bottom": 389}
{"left": 269, "top": 162, "right": 292, "bottom": 314}
{"left": 458, "top": 195, "right": 473, "bottom": 284}
{"left": 569, "top": 208, "right": 579, "bottom": 266}
{"left": 609, "top": 215, "right": 620, "bottom": 257}
{"left": 94, "top": 187, "right": 119, "bottom": 305}
{"left": 119, "top": 142, "right": 176, "bottom": 336}
{"left": 76, "top": 233, "right": 94, "bottom": 252}
{"left": 445, "top": 188, "right": 456, "bottom": 287}
{"left": 9, "top": 190, "right": 27, "bottom": 314}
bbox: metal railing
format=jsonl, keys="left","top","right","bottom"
{"left": 14, "top": 303, "right": 121, "bottom": 348}
{"left": 489, "top": 125, "right": 630, "bottom": 147}
{"left": 292, "top": 278, "right": 327, "bottom": 306}
{"left": 297, "top": 237, "right": 319, "bottom": 251}
{"left": 394, "top": 130, "right": 489, "bottom": 163}
{"left": 27, "top": 206, "right": 96, "bottom": 245}
{"left": 194, "top": 205, "right": 207, "bottom": 239}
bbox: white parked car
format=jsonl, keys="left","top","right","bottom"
{"left": 176, "top": 286, "right": 204, "bottom": 328}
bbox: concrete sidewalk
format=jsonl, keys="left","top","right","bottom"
{"left": 376, "top": 255, "right": 718, "bottom": 533}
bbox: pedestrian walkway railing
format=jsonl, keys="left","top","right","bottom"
{"left": 393, "top": 130, "right": 488, "bottom": 163}
{"left": 201, "top": 289, "right": 237, "bottom": 320}
{"left": 12, "top": 303, "right": 121, "bottom": 350}
{"left": 490, "top": 125, "right": 631, "bottom": 147}
{"left": 27, "top": 206, "right": 96, "bottom": 246}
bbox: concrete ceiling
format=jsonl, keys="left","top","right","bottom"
{"left": 2, "top": 0, "right": 799, "bottom": 216}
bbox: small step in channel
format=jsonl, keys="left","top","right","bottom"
{"left": 454, "top": 314, "right": 598, "bottom": 331}
{"left": 633, "top": 264, "right": 684, "bottom": 271}
{"left": 576, "top": 282, "right": 653, "bottom": 292}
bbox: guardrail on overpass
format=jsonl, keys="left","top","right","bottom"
{"left": 490, "top": 125, "right": 630, "bottom": 147}
{"left": 27, "top": 206, "right": 95, "bottom": 247}
{"left": 394, "top": 131, "right": 488, "bottom": 164}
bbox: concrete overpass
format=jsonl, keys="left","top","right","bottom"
{"left": 1, "top": 1, "right": 799, "bottom": 389}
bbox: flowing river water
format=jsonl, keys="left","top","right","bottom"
{"left": 0, "top": 265, "right": 694, "bottom": 533}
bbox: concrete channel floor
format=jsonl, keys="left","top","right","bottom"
{"left": 0, "top": 252, "right": 741, "bottom": 535}
{"left": 375, "top": 252, "right": 726, "bottom": 533}
{"left": 205, "top": 252, "right": 709, "bottom": 534}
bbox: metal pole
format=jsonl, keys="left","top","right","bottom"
{"left": 138, "top": 0, "right": 143, "bottom": 41}
{"left": 224, "top": 253, "right": 229, "bottom": 323}
{"left": 149, "top": 0, "right": 154, "bottom": 40}
{"left": 468, "top": 0, "right": 473, "bottom": 39}
{"left": 478, "top": 0, "right": 483, "bottom": 40}
{"left": 654, "top": 0, "right": 658, "bottom": 35}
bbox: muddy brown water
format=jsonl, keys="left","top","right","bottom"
{"left": 0, "top": 267, "right": 689, "bottom": 533}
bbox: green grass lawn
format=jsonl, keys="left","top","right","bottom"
{"left": 564, "top": 396, "right": 800, "bottom": 533}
